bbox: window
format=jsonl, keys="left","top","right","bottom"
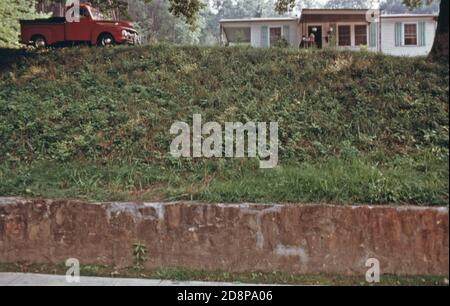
{"left": 269, "top": 27, "right": 282, "bottom": 47}
{"left": 355, "top": 25, "right": 367, "bottom": 46}
{"left": 90, "top": 8, "right": 104, "bottom": 21}
{"left": 79, "top": 8, "right": 89, "bottom": 18}
{"left": 338, "top": 25, "right": 351, "bottom": 46}
{"left": 404, "top": 24, "right": 417, "bottom": 45}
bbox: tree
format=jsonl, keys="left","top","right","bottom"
{"left": 325, "top": 0, "right": 372, "bottom": 8}
{"left": 276, "top": 0, "right": 373, "bottom": 10}
{"left": 167, "top": 0, "right": 204, "bottom": 28}
{"left": 0, "top": 0, "right": 46, "bottom": 48}
{"left": 126, "top": 0, "right": 206, "bottom": 44}
{"left": 381, "top": 0, "right": 440, "bottom": 14}
{"left": 403, "top": 0, "right": 448, "bottom": 61}
{"left": 275, "top": 0, "right": 297, "bottom": 12}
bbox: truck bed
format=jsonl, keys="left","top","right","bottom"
{"left": 20, "top": 17, "right": 66, "bottom": 25}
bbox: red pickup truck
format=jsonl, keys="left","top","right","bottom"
{"left": 20, "top": 4, "right": 140, "bottom": 48}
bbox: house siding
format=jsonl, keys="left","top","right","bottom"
{"left": 250, "top": 21, "right": 299, "bottom": 48}
{"left": 380, "top": 18, "right": 436, "bottom": 56}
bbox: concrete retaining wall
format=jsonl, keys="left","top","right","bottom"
{"left": 0, "top": 197, "right": 448, "bottom": 276}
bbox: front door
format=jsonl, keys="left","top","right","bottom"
{"left": 308, "top": 26, "right": 322, "bottom": 48}
{"left": 269, "top": 27, "right": 282, "bottom": 47}
{"left": 65, "top": 6, "right": 92, "bottom": 42}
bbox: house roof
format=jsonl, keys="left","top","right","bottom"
{"left": 380, "top": 13, "right": 438, "bottom": 19}
{"left": 220, "top": 17, "right": 297, "bottom": 24}
{"left": 301, "top": 9, "right": 370, "bottom": 14}
{"left": 219, "top": 10, "right": 438, "bottom": 24}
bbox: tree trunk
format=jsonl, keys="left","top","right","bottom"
{"left": 429, "top": 0, "right": 449, "bottom": 61}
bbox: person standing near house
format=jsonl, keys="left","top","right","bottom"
{"left": 300, "top": 35, "right": 307, "bottom": 48}
{"left": 309, "top": 32, "right": 316, "bottom": 48}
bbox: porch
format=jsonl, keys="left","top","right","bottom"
{"left": 298, "top": 9, "right": 377, "bottom": 50}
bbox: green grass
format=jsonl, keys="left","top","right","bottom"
{"left": 0, "top": 153, "right": 447, "bottom": 205}
{"left": 0, "top": 262, "right": 447, "bottom": 286}
{"left": 0, "top": 45, "right": 448, "bottom": 205}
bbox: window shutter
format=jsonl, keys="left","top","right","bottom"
{"left": 418, "top": 21, "right": 426, "bottom": 46}
{"left": 369, "top": 22, "right": 377, "bottom": 47}
{"left": 261, "top": 26, "right": 268, "bottom": 48}
{"left": 283, "top": 25, "right": 290, "bottom": 44}
{"left": 395, "top": 22, "right": 402, "bottom": 46}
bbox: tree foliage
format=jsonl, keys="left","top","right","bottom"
{"left": 0, "top": 0, "right": 46, "bottom": 48}
{"left": 167, "top": 0, "right": 204, "bottom": 27}
{"left": 401, "top": 0, "right": 435, "bottom": 9}
{"left": 381, "top": 0, "right": 440, "bottom": 13}
{"left": 275, "top": 0, "right": 297, "bottom": 13}
{"left": 127, "top": 0, "right": 205, "bottom": 44}
{"left": 325, "top": 0, "right": 372, "bottom": 9}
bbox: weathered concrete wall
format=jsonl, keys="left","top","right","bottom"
{"left": 0, "top": 197, "right": 448, "bottom": 276}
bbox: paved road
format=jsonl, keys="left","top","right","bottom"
{"left": 0, "top": 272, "right": 263, "bottom": 286}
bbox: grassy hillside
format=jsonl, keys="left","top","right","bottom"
{"left": 0, "top": 46, "right": 448, "bottom": 205}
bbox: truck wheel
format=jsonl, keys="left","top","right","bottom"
{"left": 97, "top": 34, "right": 115, "bottom": 47}
{"left": 31, "top": 36, "right": 46, "bottom": 49}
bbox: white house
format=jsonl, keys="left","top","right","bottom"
{"left": 219, "top": 9, "right": 437, "bottom": 57}
{"left": 378, "top": 14, "right": 437, "bottom": 56}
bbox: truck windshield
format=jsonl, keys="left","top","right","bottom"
{"left": 90, "top": 8, "right": 104, "bottom": 20}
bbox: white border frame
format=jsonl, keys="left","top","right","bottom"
{"left": 403, "top": 22, "right": 419, "bottom": 47}
{"left": 268, "top": 26, "right": 283, "bottom": 47}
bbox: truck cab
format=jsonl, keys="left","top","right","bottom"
{"left": 20, "top": 3, "right": 140, "bottom": 48}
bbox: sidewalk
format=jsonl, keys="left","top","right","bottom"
{"left": 0, "top": 272, "right": 263, "bottom": 286}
